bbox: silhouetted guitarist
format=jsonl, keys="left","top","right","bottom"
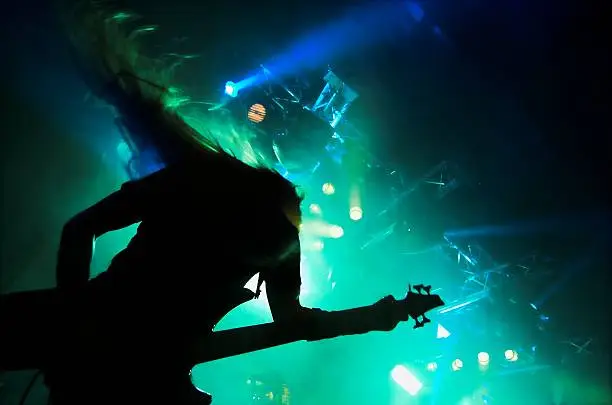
{"left": 0, "top": 5, "right": 443, "bottom": 405}
{"left": 1, "top": 151, "right": 392, "bottom": 401}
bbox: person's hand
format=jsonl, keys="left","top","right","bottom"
{"left": 371, "top": 295, "right": 409, "bottom": 332}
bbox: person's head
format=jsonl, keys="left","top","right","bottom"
{"left": 257, "top": 168, "right": 304, "bottom": 229}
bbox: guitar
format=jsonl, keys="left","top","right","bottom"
{"left": 193, "top": 283, "right": 444, "bottom": 364}
{"left": 44, "top": 284, "right": 443, "bottom": 405}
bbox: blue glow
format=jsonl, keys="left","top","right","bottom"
{"left": 406, "top": 2, "right": 425, "bottom": 22}
{"left": 232, "top": 2, "right": 421, "bottom": 93}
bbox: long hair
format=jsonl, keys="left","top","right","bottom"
{"left": 61, "top": 1, "right": 303, "bottom": 211}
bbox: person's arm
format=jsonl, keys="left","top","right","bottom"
{"left": 265, "top": 238, "right": 403, "bottom": 340}
{"left": 56, "top": 166, "right": 176, "bottom": 290}
{"left": 265, "top": 242, "right": 339, "bottom": 340}
{"left": 265, "top": 248, "right": 305, "bottom": 323}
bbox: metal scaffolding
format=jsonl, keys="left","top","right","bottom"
{"left": 310, "top": 69, "right": 359, "bottom": 128}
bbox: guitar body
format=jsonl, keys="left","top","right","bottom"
{"left": 43, "top": 287, "right": 255, "bottom": 405}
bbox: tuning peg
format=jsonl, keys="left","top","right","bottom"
{"left": 408, "top": 284, "right": 413, "bottom": 292}
{"left": 415, "top": 284, "right": 423, "bottom": 294}
{"left": 424, "top": 285, "right": 431, "bottom": 295}
{"left": 422, "top": 315, "right": 431, "bottom": 324}
{"left": 413, "top": 320, "right": 424, "bottom": 329}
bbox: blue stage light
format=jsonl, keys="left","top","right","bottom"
{"left": 224, "top": 81, "right": 238, "bottom": 98}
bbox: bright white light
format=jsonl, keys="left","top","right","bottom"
{"left": 225, "top": 81, "right": 238, "bottom": 97}
{"left": 451, "top": 359, "right": 463, "bottom": 371}
{"left": 329, "top": 225, "right": 344, "bottom": 239}
{"left": 477, "top": 352, "right": 490, "bottom": 365}
{"left": 504, "top": 349, "right": 518, "bottom": 362}
{"left": 309, "top": 203, "right": 322, "bottom": 215}
{"left": 322, "top": 182, "right": 335, "bottom": 195}
{"left": 349, "top": 206, "right": 363, "bottom": 221}
{"left": 312, "top": 240, "right": 324, "bottom": 251}
{"left": 436, "top": 323, "right": 451, "bottom": 339}
{"left": 391, "top": 365, "right": 423, "bottom": 396}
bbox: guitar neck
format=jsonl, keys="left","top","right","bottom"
{"left": 195, "top": 322, "right": 303, "bottom": 364}
{"left": 193, "top": 304, "right": 381, "bottom": 364}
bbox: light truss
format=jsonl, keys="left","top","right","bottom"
{"left": 422, "top": 161, "right": 462, "bottom": 199}
{"left": 442, "top": 237, "right": 506, "bottom": 295}
{"left": 310, "top": 69, "right": 359, "bottom": 128}
{"left": 258, "top": 65, "right": 304, "bottom": 116}
{"left": 372, "top": 160, "right": 458, "bottom": 221}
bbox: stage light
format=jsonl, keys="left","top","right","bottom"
{"left": 477, "top": 352, "right": 490, "bottom": 365}
{"left": 436, "top": 323, "right": 451, "bottom": 339}
{"left": 247, "top": 103, "right": 266, "bottom": 123}
{"left": 322, "top": 182, "right": 335, "bottom": 195}
{"left": 308, "top": 203, "right": 322, "bottom": 215}
{"left": 349, "top": 206, "right": 363, "bottom": 221}
{"left": 451, "top": 359, "right": 463, "bottom": 371}
{"left": 391, "top": 365, "right": 423, "bottom": 396}
{"left": 329, "top": 225, "right": 344, "bottom": 239}
{"left": 504, "top": 349, "right": 518, "bottom": 362}
{"left": 225, "top": 81, "right": 238, "bottom": 97}
{"left": 426, "top": 362, "right": 437, "bottom": 372}
{"left": 312, "top": 240, "right": 324, "bottom": 251}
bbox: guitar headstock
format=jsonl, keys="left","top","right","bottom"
{"left": 402, "top": 284, "right": 445, "bottom": 329}
{"left": 368, "top": 283, "right": 445, "bottom": 333}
